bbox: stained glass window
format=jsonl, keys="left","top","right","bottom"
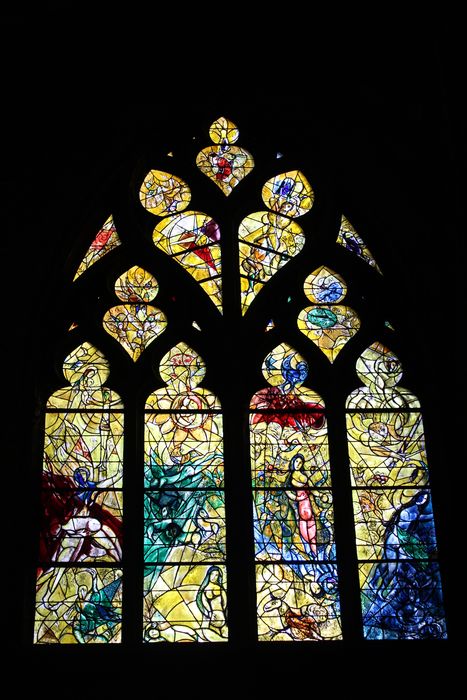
{"left": 143, "top": 343, "right": 227, "bottom": 642}
{"left": 337, "top": 215, "right": 382, "bottom": 273}
{"left": 297, "top": 266, "right": 360, "bottom": 362}
{"left": 346, "top": 343, "right": 446, "bottom": 639}
{"left": 35, "top": 342, "right": 123, "bottom": 644}
{"left": 196, "top": 116, "right": 255, "bottom": 196}
{"left": 250, "top": 344, "right": 341, "bottom": 641}
{"left": 140, "top": 169, "right": 223, "bottom": 311}
{"left": 74, "top": 215, "right": 122, "bottom": 280}
{"left": 152, "top": 212, "right": 223, "bottom": 310}
{"left": 102, "top": 266, "right": 167, "bottom": 361}
{"left": 239, "top": 170, "right": 313, "bottom": 313}
{"left": 31, "top": 113, "right": 447, "bottom": 652}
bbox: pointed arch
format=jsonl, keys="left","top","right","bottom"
{"left": 29, "top": 111, "right": 448, "bottom": 653}
{"left": 34, "top": 342, "right": 123, "bottom": 644}
{"left": 143, "top": 343, "right": 227, "bottom": 642}
{"left": 250, "top": 343, "right": 341, "bottom": 641}
{"left": 346, "top": 342, "right": 447, "bottom": 639}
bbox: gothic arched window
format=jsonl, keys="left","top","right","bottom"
{"left": 30, "top": 115, "right": 447, "bottom": 647}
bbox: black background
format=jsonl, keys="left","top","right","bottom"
{"left": 3, "top": 5, "right": 463, "bottom": 691}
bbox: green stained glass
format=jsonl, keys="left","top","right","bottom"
{"left": 144, "top": 343, "right": 227, "bottom": 642}
{"left": 337, "top": 215, "right": 382, "bottom": 273}
{"left": 346, "top": 343, "right": 446, "bottom": 639}
{"left": 298, "top": 266, "right": 360, "bottom": 363}
{"left": 35, "top": 567, "right": 122, "bottom": 644}
{"left": 140, "top": 169, "right": 191, "bottom": 216}
{"left": 144, "top": 490, "right": 226, "bottom": 563}
{"left": 144, "top": 418, "right": 224, "bottom": 489}
{"left": 250, "top": 343, "right": 340, "bottom": 641}
{"left": 73, "top": 215, "right": 121, "bottom": 281}
{"left": 196, "top": 116, "right": 254, "bottom": 196}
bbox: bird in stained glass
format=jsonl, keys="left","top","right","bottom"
{"left": 280, "top": 354, "right": 308, "bottom": 393}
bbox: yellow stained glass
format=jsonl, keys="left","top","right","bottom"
{"left": 256, "top": 564, "right": 342, "bottom": 642}
{"left": 35, "top": 568, "right": 122, "bottom": 644}
{"left": 36, "top": 343, "right": 124, "bottom": 644}
{"left": 250, "top": 343, "right": 341, "bottom": 641}
{"left": 153, "top": 212, "right": 220, "bottom": 255}
{"left": 153, "top": 212, "right": 222, "bottom": 310}
{"left": 239, "top": 212, "right": 305, "bottom": 252}
{"left": 298, "top": 266, "right": 360, "bottom": 363}
{"left": 346, "top": 342, "right": 415, "bottom": 409}
{"left": 144, "top": 343, "right": 227, "bottom": 642}
{"left": 103, "top": 268, "right": 167, "bottom": 361}
{"left": 144, "top": 565, "right": 228, "bottom": 642}
{"left": 346, "top": 410, "right": 428, "bottom": 488}
{"left": 196, "top": 116, "right": 254, "bottom": 196}
{"left": 114, "top": 266, "right": 159, "bottom": 302}
{"left": 262, "top": 170, "right": 314, "bottom": 218}
{"left": 140, "top": 169, "right": 191, "bottom": 216}
{"left": 303, "top": 266, "right": 346, "bottom": 303}
{"left": 103, "top": 304, "right": 167, "bottom": 362}
{"left": 50, "top": 342, "right": 122, "bottom": 408}
{"left": 209, "top": 116, "right": 239, "bottom": 145}
{"left": 73, "top": 215, "right": 121, "bottom": 281}
{"left": 238, "top": 211, "right": 306, "bottom": 313}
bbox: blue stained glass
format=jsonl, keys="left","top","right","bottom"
{"left": 274, "top": 177, "right": 294, "bottom": 197}
{"left": 347, "top": 343, "right": 447, "bottom": 640}
{"left": 315, "top": 280, "right": 344, "bottom": 303}
{"left": 361, "top": 562, "right": 446, "bottom": 640}
{"left": 251, "top": 344, "right": 341, "bottom": 641}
